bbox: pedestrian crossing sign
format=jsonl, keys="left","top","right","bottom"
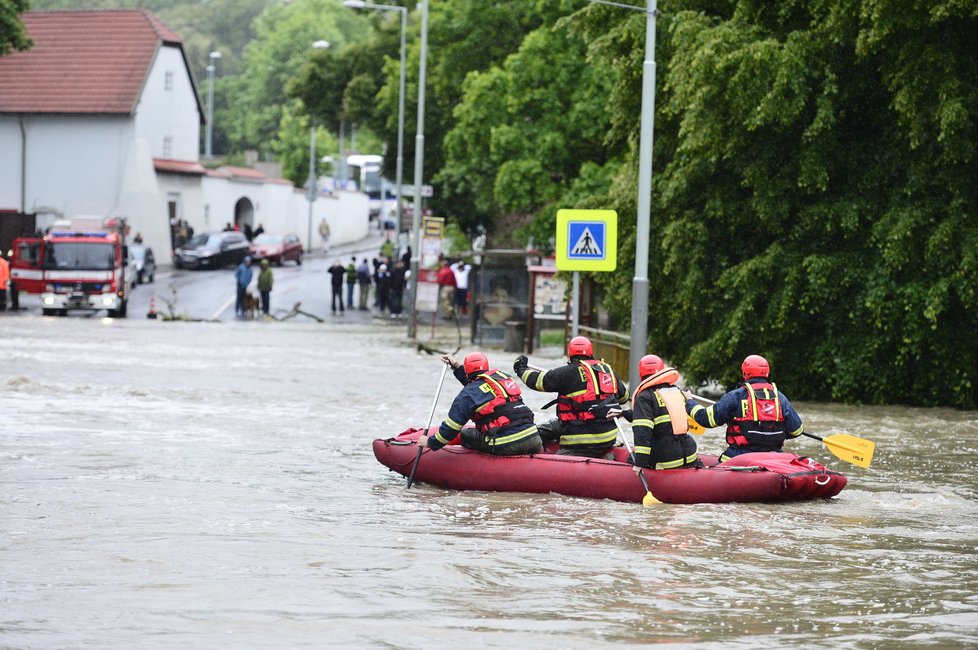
{"left": 555, "top": 209, "right": 617, "bottom": 272}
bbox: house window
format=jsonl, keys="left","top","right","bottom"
{"left": 163, "top": 136, "right": 173, "bottom": 157}
{"left": 164, "top": 71, "right": 173, "bottom": 90}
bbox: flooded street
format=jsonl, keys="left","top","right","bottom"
{"left": 2, "top": 316, "right": 977, "bottom": 648}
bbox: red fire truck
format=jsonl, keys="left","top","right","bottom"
{"left": 10, "top": 217, "right": 137, "bottom": 317}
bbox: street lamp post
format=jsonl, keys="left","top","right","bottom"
{"left": 585, "top": 0, "right": 658, "bottom": 389}
{"left": 342, "top": 0, "right": 407, "bottom": 237}
{"left": 307, "top": 40, "right": 331, "bottom": 253}
{"left": 306, "top": 123, "right": 317, "bottom": 252}
{"left": 204, "top": 50, "right": 221, "bottom": 159}
{"left": 406, "top": 0, "right": 429, "bottom": 339}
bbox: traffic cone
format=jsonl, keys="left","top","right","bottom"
{"left": 146, "top": 293, "right": 158, "bottom": 319}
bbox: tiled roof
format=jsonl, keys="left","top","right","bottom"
{"left": 154, "top": 158, "right": 207, "bottom": 175}
{"left": 0, "top": 10, "right": 185, "bottom": 115}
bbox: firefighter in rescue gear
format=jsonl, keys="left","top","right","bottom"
{"left": 685, "top": 354, "right": 804, "bottom": 462}
{"left": 513, "top": 336, "right": 629, "bottom": 458}
{"left": 608, "top": 355, "right": 701, "bottom": 471}
{"left": 416, "top": 352, "right": 542, "bottom": 456}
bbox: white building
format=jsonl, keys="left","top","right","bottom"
{"left": 0, "top": 9, "right": 367, "bottom": 260}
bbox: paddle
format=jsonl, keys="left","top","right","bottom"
{"left": 613, "top": 418, "right": 661, "bottom": 506}
{"left": 799, "top": 431, "right": 875, "bottom": 469}
{"left": 688, "top": 394, "right": 876, "bottom": 468}
{"left": 406, "top": 362, "right": 450, "bottom": 489}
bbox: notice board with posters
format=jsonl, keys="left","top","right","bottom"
{"left": 532, "top": 271, "right": 567, "bottom": 319}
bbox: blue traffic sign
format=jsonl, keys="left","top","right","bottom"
{"left": 567, "top": 221, "right": 606, "bottom": 260}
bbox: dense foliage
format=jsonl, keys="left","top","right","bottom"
{"left": 1, "top": 0, "right": 32, "bottom": 55}
{"left": 645, "top": 0, "right": 978, "bottom": 407}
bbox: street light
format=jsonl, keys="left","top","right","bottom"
{"left": 204, "top": 51, "right": 221, "bottom": 159}
{"left": 342, "top": 0, "right": 407, "bottom": 238}
{"left": 405, "top": 1, "right": 429, "bottom": 338}
{"left": 584, "top": 0, "right": 658, "bottom": 389}
{"left": 306, "top": 40, "right": 331, "bottom": 253}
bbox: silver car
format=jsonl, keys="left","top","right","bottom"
{"left": 129, "top": 244, "right": 156, "bottom": 284}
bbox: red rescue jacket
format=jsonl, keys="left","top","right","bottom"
{"left": 556, "top": 359, "right": 619, "bottom": 423}
{"left": 726, "top": 381, "right": 786, "bottom": 451}
{"left": 473, "top": 370, "right": 530, "bottom": 435}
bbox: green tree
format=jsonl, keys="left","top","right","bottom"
{"left": 221, "top": 0, "right": 368, "bottom": 157}
{"left": 1, "top": 0, "right": 33, "bottom": 56}
{"left": 640, "top": 0, "right": 978, "bottom": 407}
{"left": 438, "top": 15, "right": 618, "bottom": 238}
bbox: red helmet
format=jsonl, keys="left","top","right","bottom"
{"left": 567, "top": 336, "right": 593, "bottom": 357}
{"left": 463, "top": 352, "right": 489, "bottom": 376}
{"left": 639, "top": 354, "right": 665, "bottom": 378}
{"left": 741, "top": 354, "right": 770, "bottom": 380}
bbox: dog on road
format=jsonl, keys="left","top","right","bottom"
{"left": 243, "top": 291, "right": 259, "bottom": 320}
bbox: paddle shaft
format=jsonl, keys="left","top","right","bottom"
{"left": 406, "top": 362, "right": 450, "bottom": 489}
{"left": 613, "top": 417, "right": 656, "bottom": 497}
{"left": 526, "top": 359, "right": 658, "bottom": 501}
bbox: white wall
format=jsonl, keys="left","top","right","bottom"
{"left": 0, "top": 117, "right": 24, "bottom": 210}
{"left": 192, "top": 177, "right": 370, "bottom": 251}
{"left": 134, "top": 44, "right": 201, "bottom": 161}
{"left": 1, "top": 115, "right": 132, "bottom": 217}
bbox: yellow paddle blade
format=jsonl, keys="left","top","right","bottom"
{"left": 687, "top": 416, "right": 706, "bottom": 435}
{"left": 822, "top": 433, "right": 875, "bottom": 468}
{"left": 642, "top": 490, "right": 661, "bottom": 506}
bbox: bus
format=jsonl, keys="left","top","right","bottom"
{"left": 346, "top": 154, "right": 398, "bottom": 226}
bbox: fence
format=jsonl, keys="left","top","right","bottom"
{"left": 578, "top": 325, "right": 630, "bottom": 381}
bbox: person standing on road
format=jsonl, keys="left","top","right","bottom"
{"left": 0, "top": 252, "right": 9, "bottom": 311}
{"left": 380, "top": 233, "right": 395, "bottom": 261}
{"left": 328, "top": 259, "right": 345, "bottom": 315}
{"left": 257, "top": 258, "right": 273, "bottom": 317}
{"left": 436, "top": 258, "right": 456, "bottom": 319}
{"left": 234, "top": 256, "right": 253, "bottom": 319}
{"left": 375, "top": 263, "right": 391, "bottom": 313}
{"left": 389, "top": 260, "right": 406, "bottom": 318}
{"left": 451, "top": 259, "right": 471, "bottom": 316}
{"left": 345, "top": 257, "right": 357, "bottom": 309}
{"left": 356, "top": 258, "right": 372, "bottom": 310}
{"left": 319, "top": 218, "right": 331, "bottom": 252}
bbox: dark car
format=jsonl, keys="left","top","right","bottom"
{"left": 174, "top": 232, "right": 250, "bottom": 270}
{"left": 249, "top": 232, "right": 303, "bottom": 266}
{"left": 129, "top": 244, "right": 156, "bottom": 284}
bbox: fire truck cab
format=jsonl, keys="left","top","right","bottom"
{"left": 10, "top": 217, "right": 137, "bottom": 317}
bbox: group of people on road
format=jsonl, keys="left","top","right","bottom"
{"left": 326, "top": 250, "right": 409, "bottom": 317}
{"left": 234, "top": 256, "right": 274, "bottom": 318}
{"left": 417, "top": 336, "right": 804, "bottom": 472}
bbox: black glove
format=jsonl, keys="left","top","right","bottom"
{"left": 513, "top": 355, "right": 529, "bottom": 375}
{"left": 588, "top": 403, "right": 614, "bottom": 419}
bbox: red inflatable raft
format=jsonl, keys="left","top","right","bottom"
{"left": 373, "top": 428, "right": 847, "bottom": 504}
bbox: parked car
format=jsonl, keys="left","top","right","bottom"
{"left": 174, "top": 231, "right": 250, "bottom": 270}
{"left": 249, "top": 232, "right": 303, "bottom": 266}
{"left": 129, "top": 243, "right": 156, "bottom": 284}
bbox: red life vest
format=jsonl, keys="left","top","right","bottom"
{"left": 472, "top": 370, "right": 531, "bottom": 435}
{"left": 556, "top": 359, "right": 619, "bottom": 423}
{"left": 726, "top": 381, "right": 786, "bottom": 451}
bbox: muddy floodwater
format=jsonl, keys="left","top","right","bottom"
{"left": 1, "top": 317, "right": 977, "bottom": 649}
